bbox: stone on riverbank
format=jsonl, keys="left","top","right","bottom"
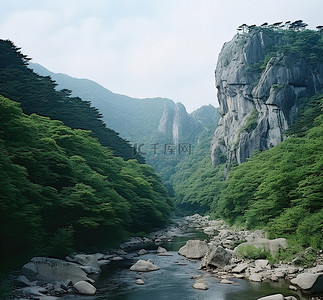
{"left": 22, "top": 257, "right": 89, "bottom": 284}
{"left": 73, "top": 280, "right": 96, "bottom": 295}
{"left": 231, "top": 263, "right": 249, "bottom": 273}
{"left": 130, "top": 259, "right": 159, "bottom": 272}
{"left": 255, "top": 259, "right": 269, "bottom": 269}
{"left": 248, "top": 273, "right": 262, "bottom": 282}
{"left": 234, "top": 238, "right": 287, "bottom": 256}
{"left": 201, "top": 246, "right": 232, "bottom": 269}
{"left": 178, "top": 240, "right": 209, "bottom": 259}
{"left": 66, "top": 254, "right": 99, "bottom": 267}
{"left": 290, "top": 272, "right": 323, "bottom": 293}
{"left": 79, "top": 265, "right": 101, "bottom": 275}
{"left": 15, "top": 275, "right": 34, "bottom": 287}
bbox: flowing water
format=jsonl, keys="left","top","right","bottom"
{"left": 62, "top": 227, "right": 311, "bottom": 300}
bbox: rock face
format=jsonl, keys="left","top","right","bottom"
{"left": 158, "top": 102, "right": 198, "bottom": 144}
{"left": 178, "top": 240, "right": 209, "bottom": 259}
{"left": 211, "top": 30, "right": 323, "bottom": 170}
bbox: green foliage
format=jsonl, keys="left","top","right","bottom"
{"left": 0, "top": 39, "right": 142, "bottom": 162}
{"left": 287, "top": 94, "right": 322, "bottom": 137}
{"left": 0, "top": 276, "right": 13, "bottom": 300}
{"left": 236, "top": 245, "right": 271, "bottom": 260}
{"left": 247, "top": 28, "right": 323, "bottom": 72}
{"left": 0, "top": 96, "right": 173, "bottom": 270}
{"left": 171, "top": 130, "right": 225, "bottom": 215}
{"left": 214, "top": 94, "right": 323, "bottom": 249}
{"left": 240, "top": 108, "right": 258, "bottom": 133}
{"left": 30, "top": 63, "right": 220, "bottom": 186}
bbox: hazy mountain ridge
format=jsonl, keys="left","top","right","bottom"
{"left": 30, "top": 63, "right": 218, "bottom": 145}
{"left": 30, "top": 63, "right": 219, "bottom": 183}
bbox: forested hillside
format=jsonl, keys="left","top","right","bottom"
{"left": 0, "top": 40, "right": 142, "bottom": 162}
{"left": 171, "top": 129, "right": 224, "bottom": 214}
{"left": 0, "top": 41, "right": 174, "bottom": 271}
{"left": 173, "top": 93, "right": 323, "bottom": 249}
{"left": 173, "top": 25, "right": 323, "bottom": 250}
{"left": 216, "top": 94, "right": 323, "bottom": 248}
{"left": 29, "top": 63, "right": 220, "bottom": 186}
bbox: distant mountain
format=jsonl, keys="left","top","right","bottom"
{"left": 30, "top": 63, "right": 219, "bottom": 183}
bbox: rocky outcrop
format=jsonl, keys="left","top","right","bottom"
{"left": 178, "top": 240, "right": 209, "bottom": 259}
{"left": 211, "top": 30, "right": 323, "bottom": 170}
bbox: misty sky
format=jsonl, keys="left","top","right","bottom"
{"left": 0, "top": 0, "right": 322, "bottom": 112}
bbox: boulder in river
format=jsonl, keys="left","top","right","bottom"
{"left": 178, "top": 240, "right": 209, "bottom": 259}
{"left": 201, "top": 246, "right": 232, "bottom": 269}
{"left": 138, "top": 249, "right": 147, "bottom": 255}
{"left": 130, "top": 259, "right": 159, "bottom": 272}
{"left": 22, "top": 257, "right": 89, "bottom": 284}
{"left": 192, "top": 282, "right": 208, "bottom": 290}
{"left": 290, "top": 272, "right": 323, "bottom": 293}
{"left": 73, "top": 280, "right": 96, "bottom": 295}
{"left": 157, "top": 246, "right": 167, "bottom": 253}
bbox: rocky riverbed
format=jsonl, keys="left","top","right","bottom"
{"left": 12, "top": 214, "right": 323, "bottom": 300}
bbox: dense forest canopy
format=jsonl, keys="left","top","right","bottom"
{"left": 0, "top": 96, "right": 173, "bottom": 269}
{"left": 0, "top": 41, "right": 174, "bottom": 272}
{"left": 0, "top": 39, "right": 143, "bottom": 163}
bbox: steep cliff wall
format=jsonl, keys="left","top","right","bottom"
{"left": 158, "top": 102, "right": 198, "bottom": 144}
{"left": 211, "top": 29, "right": 323, "bottom": 169}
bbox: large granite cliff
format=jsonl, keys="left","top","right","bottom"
{"left": 158, "top": 102, "right": 199, "bottom": 144}
{"left": 211, "top": 30, "right": 323, "bottom": 169}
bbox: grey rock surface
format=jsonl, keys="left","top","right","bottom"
{"left": 201, "top": 246, "right": 232, "bottom": 268}
{"left": 234, "top": 238, "right": 287, "bottom": 255}
{"left": 130, "top": 259, "right": 159, "bottom": 272}
{"left": 211, "top": 30, "right": 323, "bottom": 170}
{"left": 290, "top": 272, "right": 323, "bottom": 292}
{"left": 22, "top": 257, "right": 89, "bottom": 284}
{"left": 73, "top": 280, "right": 96, "bottom": 295}
{"left": 178, "top": 240, "right": 209, "bottom": 259}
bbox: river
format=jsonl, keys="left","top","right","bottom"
{"left": 61, "top": 224, "right": 308, "bottom": 300}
